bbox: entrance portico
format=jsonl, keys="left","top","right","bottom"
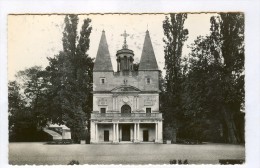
{"left": 91, "top": 119, "right": 163, "bottom": 143}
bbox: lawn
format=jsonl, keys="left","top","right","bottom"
{"left": 9, "top": 142, "right": 245, "bottom": 165}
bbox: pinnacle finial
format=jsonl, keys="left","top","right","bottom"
{"left": 121, "top": 30, "right": 129, "bottom": 49}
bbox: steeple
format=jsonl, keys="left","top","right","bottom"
{"left": 93, "top": 30, "right": 113, "bottom": 72}
{"left": 139, "top": 30, "right": 159, "bottom": 71}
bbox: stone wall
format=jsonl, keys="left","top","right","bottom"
{"left": 139, "top": 124, "right": 156, "bottom": 142}
{"left": 93, "top": 93, "right": 159, "bottom": 113}
{"left": 97, "top": 124, "right": 113, "bottom": 142}
{"left": 93, "top": 71, "right": 159, "bottom": 92}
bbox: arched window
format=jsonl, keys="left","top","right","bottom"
{"left": 121, "top": 104, "right": 131, "bottom": 113}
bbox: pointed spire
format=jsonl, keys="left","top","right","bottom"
{"left": 93, "top": 30, "right": 114, "bottom": 72}
{"left": 139, "top": 30, "right": 159, "bottom": 71}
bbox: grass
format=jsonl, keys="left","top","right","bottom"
{"left": 9, "top": 142, "right": 245, "bottom": 165}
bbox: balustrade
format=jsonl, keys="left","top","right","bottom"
{"left": 91, "top": 112, "right": 162, "bottom": 120}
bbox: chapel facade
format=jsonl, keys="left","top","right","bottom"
{"left": 90, "top": 30, "right": 163, "bottom": 143}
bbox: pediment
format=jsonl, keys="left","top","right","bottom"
{"left": 111, "top": 85, "right": 141, "bottom": 93}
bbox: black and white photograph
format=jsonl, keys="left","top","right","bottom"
{"left": 1, "top": 0, "right": 260, "bottom": 167}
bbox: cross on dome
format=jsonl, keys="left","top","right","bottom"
{"left": 121, "top": 30, "right": 129, "bottom": 49}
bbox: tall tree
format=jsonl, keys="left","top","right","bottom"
{"left": 183, "top": 35, "right": 225, "bottom": 142}
{"left": 46, "top": 15, "right": 93, "bottom": 143}
{"left": 184, "top": 13, "right": 244, "bottom": 143}
{"left": 213, "top": 13, "right": 244, "bottom": 143}
{"left": 162, "top": 13, "right": 189, "bottom": 138}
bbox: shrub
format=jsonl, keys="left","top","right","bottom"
{"left": 68, "top": 160, "right": 79, "bottom": 165}
{"left": 183, "top": 159, "right": 188, "bottom": 164}
{"left": 169, "top": 159, "right": 177, "bottom": 164}
{"left": 169, "top": 159, "right": 189, "bottom": 164}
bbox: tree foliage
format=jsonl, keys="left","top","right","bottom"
{"left": 162, "top": 13, "right": 244, "bottom": 143}
{"left": 9, "top": 67, "right": 52, "bottom": 141}
{"left": 46, "top": 15, "right": 93, "bottom": 143}
{"left": 162, "top": 13, "right": 189, "bottom": 139}
{"left": 8, "top": 15, "right": 93, "bottom": 143}
{"left": 16, "top": 66, "right": 50, "bottom": 127}
{"left": 8, "top": 81, "right": 26, "bottom": 140}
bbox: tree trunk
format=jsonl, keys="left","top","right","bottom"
{"left": 221, "top": 105, "right": 240, "bottom": 143}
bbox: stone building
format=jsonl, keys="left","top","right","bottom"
{"left": 90, "top": 30, "right": 163, "bottom": 143}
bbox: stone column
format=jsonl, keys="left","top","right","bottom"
{"left": 116, "top": 97, "right": 118, "bottom": 111}
{"left": 137, "top": 123, "right": 140, "bottom": 141}
{"left": 112, "top": 97, "right": 115, "bottom": 111}
{"left": 158, "top": 121, "right": 163, "bottom": 143}
{"left": 113, "top": 123, "right": 115, "bottom": 142}
{"left": 128, "top": 57, "right": 130, "bottom": 70}
{"left": 114, "top": 97, "right": 116, "bottom": 111}
{"left": 155, "top": 122, "right": 158, "bottom": 142}
{"left": 133, "top": 97, "right": 136, "bottom": 111}
{"left": 136, "top": 97, "right": 139, "bottom": 110}
{"left": 115, "top": 97, "right": 116, "bottom": 111}
{"left": 136, "top": 97, "right": 138, "bottom": 111}
{"left": 120, "top": 59, "right": 123, "bottom": 71}
{"left": 116, "top": 123, "right": 119, "bottom": 142}
{"left": 95, "top": 123, "right": 98, "bottom": 142}
{"left": 119, "top": 126, "right": 121, "bottom": 141}
{"left": 134, "top": 123, "right": 136, "bottom": 142}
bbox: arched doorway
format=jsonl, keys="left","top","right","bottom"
{"left": 120, "top": 104, "right": 131, "bottom": 141}
{"left": 121, "top": 104, "right": 131, "bottom": 114}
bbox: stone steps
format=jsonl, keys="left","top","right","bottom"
{"left": 43, "top": 128, "right": 62, "bottom": 140}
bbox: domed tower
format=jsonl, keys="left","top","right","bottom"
{"left": 116, "top": 31, "right": 134, "bottom": 73}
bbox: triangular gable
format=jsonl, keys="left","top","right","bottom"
{"left": 111, "top": 85, "right": 141, "bottom": 93}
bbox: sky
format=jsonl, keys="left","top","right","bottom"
{"left": 8, "top": 13, "right": 214, "bottom": 80}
